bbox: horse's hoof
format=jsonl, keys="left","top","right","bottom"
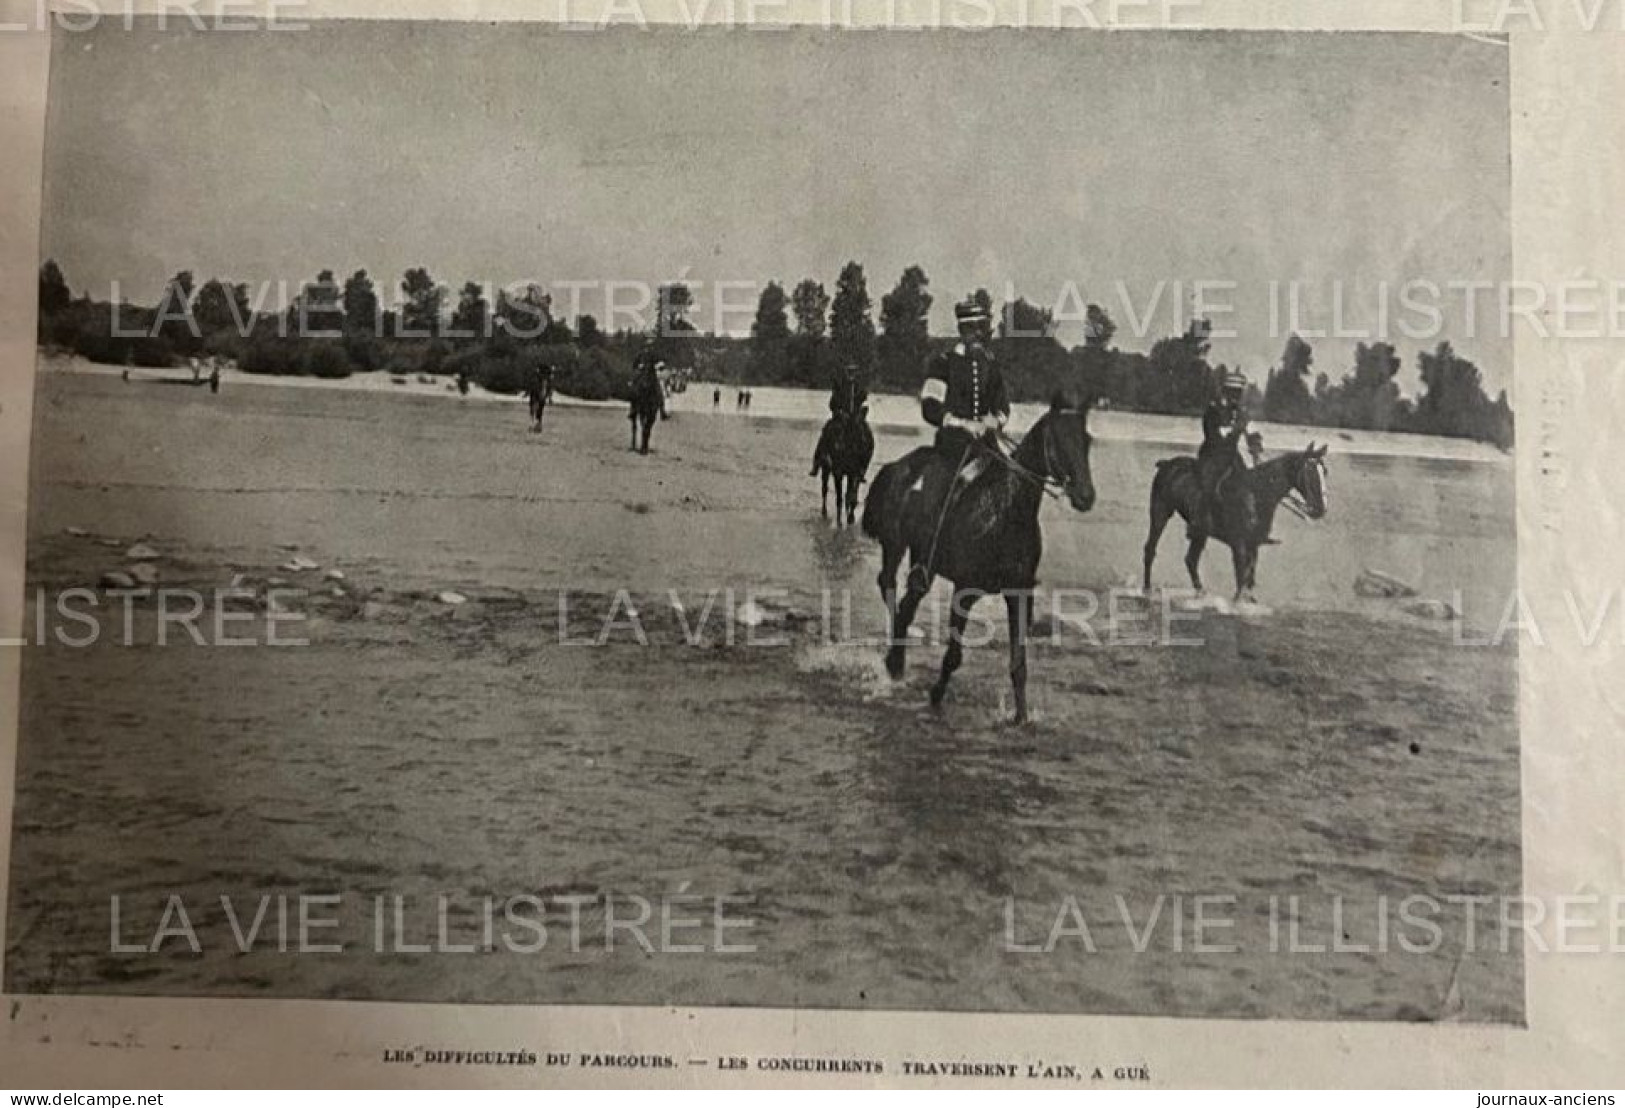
{"left": 884, "top": 651, "right": 905, "bottom": 680}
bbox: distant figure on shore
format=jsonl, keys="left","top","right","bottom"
{"left": 744, "top": 389, "right": 753, "bottom": 410}
{"left": 713, "top": 387, "right": 721, "bottom": 409}
{"left": 208, "top": 361, "right": 221, "bottom": 394}
{"left": 528, "top": 364, "right": 554, "bottom": 432}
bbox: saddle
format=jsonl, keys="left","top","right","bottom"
{"left": 898, "top": 437, "right": 1006, "bottom": 573}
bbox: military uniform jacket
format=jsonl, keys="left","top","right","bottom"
{"left": 1201, "top": 399, "right": 1245, "bottom": 454}
{"left": 919, "top": 344, "right": 1010, "bottom": 427}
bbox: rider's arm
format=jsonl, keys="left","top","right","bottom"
{"left": 984, "top": 365, "right": 1011, "bottom": 432}
{"left": 919, "top": 355, "right": 949, "bottom": 428}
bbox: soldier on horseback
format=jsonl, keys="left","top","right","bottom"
{"left": 1196, "top": 367, "right": 1254, "bottom": 537}
{"left": 632, "top": 346, "right": 668, "bottom": 420}
{"left": 896, "top": 297, "right": 1012, "bottom": 587}
{"left": 921, "top": 297, "right": 1010, "bottom": 479}
{"left": 809, "top": 362, "right": 870, "bottom": 476}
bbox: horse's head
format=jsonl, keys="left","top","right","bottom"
{"left": 1036, "top": 392, "right": 1097, "bottom": 513}
{"left": 1292, "top": 442, "right": 1330, "bottom": 519}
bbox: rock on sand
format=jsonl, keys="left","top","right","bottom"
{"left": 1402, "top": 598, "right": 1458, "bottom": 621}
{"left": 1354, "top": 568, "right": 1418, "bottom": 599}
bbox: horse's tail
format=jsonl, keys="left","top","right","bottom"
{"left": 860, "top": 462, "right": 895, "bottom": 541}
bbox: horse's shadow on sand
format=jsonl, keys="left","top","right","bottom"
{"left": 803, "top": 514, "right": 870, "bottom": 580}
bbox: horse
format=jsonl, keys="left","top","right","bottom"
{"left": 528, "top": 379, "right": 552, "bottom": 432}
{"left": 861, "top": 397, "right": 1097, "bottom": 724}
{"left": 628, "top": 375, "right": 663, "bottom": 454}
{"left": 1141, "top": 442, "right": 1328, "bottom": 601}
{"left": 813, "top": 411, "right": 875, "bottom": 527}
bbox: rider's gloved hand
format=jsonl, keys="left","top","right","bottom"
{"left": 981, "top": 413, "right": 1006, "bottom": 435}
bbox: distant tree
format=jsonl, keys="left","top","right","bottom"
{"left": 289, "top": 269, "right": 343, "bottom": 338}
{"left": 1084, "top": 302, "right": 1116, "bottom": 350}
{"left": 38, "top": 259, "right": 70, "bottom": 317}
{"left": 657, "top": 283, "right": 694, "bottom": 334}
{"left": 1075, "top": 302, "right": 1117, "bottom": 402}
{"left": 194, "top": 278, "right": 245, "bottom": 336}
{"left": 1263, "top": 333, "right": 1315, "bottom": 424}
{"left": 495, "top": 284, "right": 552, "bottom": 341}
{"left": 876, "top": 266, "right": 932, "bottom": 390}
{"left": 342, "top": 270, "right": 380, "bottom": 336}
{"left": 1484, "top": 389, "right": 1515, "bottom": 450}
{"left": 576, "top": 313, "right": 605, "bottom": 348}
{"left": 790, "top": 279, "right": 829, "bottom": 339}
{"left": 787, "top": 278, "right": 832, "bottom": 387}
{"left": 230, "top": 283, "right": 253, "bottom": 328}
{"left": 399, "top": 267, "right": 444, "bottom": 336}
{"left": 750, "top": 281, "right": 791, "bottom": 382}
{"left": 829, "top": 262, "right": 876, "bottom": 375}
{"left": 449, "top": 281, "right": 490, "bottom": 341}
{"left": 1139, "top": 318, "right": 1213, "bottom": 415}
{"left": 156, "top": 270, "right": 201, "bottom": 355}
{"left": 1415, "top": 341, "right": 1495, "bottom": 441}
{"left": 539, "top": 315, "right": 575, "bottom": 346}
{"left": 995, "top": 297, "right": 1071, "bottom": 401}
{"left": 1321, "top": 341, "right": 1402, "bottom": 430}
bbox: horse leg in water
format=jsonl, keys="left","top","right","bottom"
{"left": 1184, "top": 534, "right": 1208, "bottom": 593}
{"left": 832, "top": 472, "right": 848, "bottom": 528}
{"left": 639, "top": 413, "right": 653, "bottom": 455}
{"left": 885, "top": 558, "right": 931, "bottom": 680}
{"left": 628, "top": 410, "right": 638, "bottom": 451}
{"left": 1143, "top": 491, "right": 1176, "bottom": 593}
{"left": 1231, "top": 542, "right": 1252, "bottom": 602}
{"left": 1006, "top": 589, "right": 1034, "bottom": 724}
{"left": 844, "top": 473, "right": 861, "bottom": 527}
{"left": 930, "top": 589, "right": 977, "bottom": 708}
{"left": 819, "top": 466, "right": 830, "bottom": 519}
{"left": 876, "top": 536, "right": 904, "bottom": 632}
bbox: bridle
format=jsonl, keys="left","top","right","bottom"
{"left": 1281, "top": 452, "right": 1326, "bottom": 520}
{"left": 993, "top": 412, "right": 1086, "bottom": 502}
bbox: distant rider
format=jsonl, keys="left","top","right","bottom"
{"left": 809, "top": 362, "right": 871, "bottom": 476}
{"left": 1197, "top": 368, "right": 1254, "bottom": 536}
{"left": 633, "top": 348, "right": 668, "bottom": 420}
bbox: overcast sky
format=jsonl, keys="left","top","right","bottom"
{"left": 41, "top": 22, "right": 1512, "bottom": 391}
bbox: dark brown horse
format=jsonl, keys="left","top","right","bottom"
{"left": 628, "top": 375, "right": 664, "bottom": 454}
{"left": 1142, "top": 443, "right": 1329, "bottom": 601}
{"left": 814, "top": 412, "right": 875, "bottom": 527}
{"left": 861, "top": 398, "right": 1097, "bottom": 724}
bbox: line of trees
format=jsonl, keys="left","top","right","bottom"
{"left": 738, "top": 262, "right": 1513, "bottom": 449}
{"left": 34, "top": 261, "right": 703, "bottom": 401}
{"left": 37, "top": 257, "right": 1514, "bottom": 448}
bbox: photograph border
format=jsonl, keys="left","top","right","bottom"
{"left": 1, "top": 0, "right": 1620, "bottom": 1087}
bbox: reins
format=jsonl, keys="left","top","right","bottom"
{"left": 993, "top": 420, "right": 1074, "bottom": 502}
